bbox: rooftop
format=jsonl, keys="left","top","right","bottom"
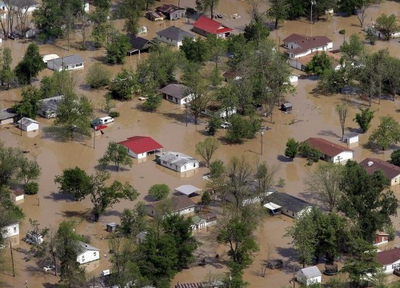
{"left": 175, "top": 185, "right": 201, "bottom": 196}
{"left": 156, "top": 26, "right": 195, "bottom": 42}
{"left": 17, "top": 117, "right": 39, "bottom": 127}
{"left": 359, "top": 158, "right": 400, "bottom": 180}
{"left": 159, "top": 83, "right": 191, "bottom": 99}
{"left": 305, "top": 137, "right": 353, "bottom": 157}
{"left": 118, "top": 136, "right": 163, "bottom": 154}
{"left": 156, "top": 4, "right": 185, "bottom": 14}
{"left": 193, "top": 16, "right": 233, "bottom": 35}
{"left": 159, "top": 151, "right": 198, "bottom": 167}
{"left": 129, "top": 36, "right": 155, "bottom": 51}
{"left": 150, "top": 195, "right": 197, "bottom": 212}
{"left": 0, "top": 108, "right": 16, "bottom": 121}
{"left": 266, "top": 192, "right": 312, "bottom": 213}
{"left": 299, "top": 266, "right": 322, "bottom": 278}
{"left": 283, "top": 33, "right": 332, "bottom": 55}
{"left": 377, "top": 248, "right": 400, "bottom": 265}
{"left": 47, "top": 54, "right": 84, "bottom": 67}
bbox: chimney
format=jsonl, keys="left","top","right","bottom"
{"left": 368, "top": 161, "right": 374, "bottom": 167}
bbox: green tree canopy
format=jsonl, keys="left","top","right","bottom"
{"left": 180, "top": 37, "right": 210, "bottom": 64}
{"left": 284, "top": 138, "right": 299, "bottom": 159}
{"left": 148, "top": 184, "right": 170, "bottom": 201}
{"left": 14, "top": 87, "right": 42, "bottom": 119}
{"left": 15, "top": 43, "right": 46, "bottom": 85}
{"left": 305, "top": 52, "right": 333, "bottom": 76}
{"left": 391, "top": 149, "right": 400, "bottom": 167}
{"left": 340, "top": 34, "right": 364, "bottom": 61}
{"left": 99, "top": 142, "right": 133, "bottom": 172}
{"left": 354, "top": 107, "right": 374, "bottom": 133}
{"left": 369, "top": 115, "right": 400, "bottom": 150}
{"left": 106, "top": 34, "right": 131, "bottom": 64}
{"left": 54, "top": 167, "right": 92, "bottom": 201}
{"left": 196, "top": 137, "right": 220, "bottom": 168}
{"left": 375, "top": 13, "right": 399, "bottom": 41}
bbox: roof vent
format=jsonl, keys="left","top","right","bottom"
{"left": 368, "top": 161, "right": 374, "bottom": 167}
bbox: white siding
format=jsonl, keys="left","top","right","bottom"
{"left": 178, "top": 207, "right": 195, "bottom": 215}
{"left": 382, "top": 259, "right": 400, "bottom": 274}
{"left": 128, "top": 149, "right": 147, "bottom": 159}
{"left": 2, "top": 223, "right": 19, "bottom": 238}
{"left": 391, "top": 174, "right": 400, "bottom": 186}
{"left": 77, "top": 250, "right": 100, "bottom": 264}
{"left": 157, "top": 35, "right": 180, "bottom": 47}
{"left": 179, "top": 160, "right": 199, "bottom": 172}
{"left": 332, "top": 151, "right": 353, "bottom": 164}
{"left": 23, "top": 123, "right": 39, "bottom": 132}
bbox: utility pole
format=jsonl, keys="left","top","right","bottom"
{"left": 93, "top": 127, "right": 96, "bottom": 149}
{"left": 261, "top": 131, "right": 264, "bottom": 155}
{"left": 310, "top": 0, "right": 316, "bottom": 24}
{"left": 10, "top": 242, "right": 15, "bottom": 277}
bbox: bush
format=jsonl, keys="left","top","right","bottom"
{"left": 109, "top": 111, "right": 120, "bottom": 118}
{"left": 141, "top": 95, "right": 162, "bottom": 112}
{"left": 25, "top": 182, "right": 39, "bottom": 195}
{"left": 86, "top": 63, "right": 111, "bottom": 88}
{"left": 148, "top": 184, "right": 170, "bottom": 200}
{"left": 201, "top": 191, "right": 212, "bottom": 206}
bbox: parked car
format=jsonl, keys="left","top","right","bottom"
{"left": 394, "top": 268, "right": 400, "bottom": 277}
{"left": 220, "top": 121, "right": 232, "bottom": 129}
{"left": 265, "top": 259, "right": 283, "bottom": 270}
{"left": 43, "top": 265, "right": 55, "bottom": 272}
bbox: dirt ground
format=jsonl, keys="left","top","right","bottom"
{"left": 2, "top": 1, "right": 400, "bottom": 287}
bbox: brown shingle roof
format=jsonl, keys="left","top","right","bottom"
{"left": 377, "top": 248, "right": 400, "bottom": 265}
{"left": 283, "top": 33, "right": 332, "bottom": 55}
{"left": 305, "top": 137, "right": 353, "bottom": 158}
{"left": 150, "top": 195, "right": 196, "bottom": 213}
{"left": 359, "top": 158, "right": 400, "bottom": 180}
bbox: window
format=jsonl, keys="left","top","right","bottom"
{"left": 13, "top": 227, "right": 17, "bottom": 233}
{"left": 94, "top": 252, "right": 97, "bottom": 257}
{"left": 184, "top": 165, "right": 187, "bottom": 169}
{"left": 193, "top": 163, "right": 196, "bottom": 167}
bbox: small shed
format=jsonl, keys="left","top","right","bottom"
{"left": 175, "top": 185, "right": 201, "bottom": 197}
{"left": 374, "top": 231, "right": 389, "bottom": 246}
{"left": 343, "top": 132, "right": 359, "bottom": 147}
{"left": 18, "top": 117, "right": 39, "bottom": 132}
{"left": 13, "top": 189, "right": 25, "bottom": 203}
{"left": 281, "top": 102, "right": 293, "bottom": 112}
{"left": 0, "top": 108, "right": 16, "bottom": 125}
{"left": 106, "top": 222, "right": 119, "bottom": 233}
{"left": 296, "top": 266, "right": 322, "bottom": 286}
{"left": 42, "top": 54, "right": 60, "bottom": 63}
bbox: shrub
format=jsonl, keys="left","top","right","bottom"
{"left": 141, "top": 95, "right": 162, "bottom": 112}
{"left": 109, "top": 111, "right": 120, "bottom": 118}
{"left": 148, "top": 184, "right": 170, "bottom": 200}
{"left": 86, "top": 63, "right": 111, "bottom": 88}
{"left": 201, "top": 191, "right": 212, "bottom": 206}
{"left": 25, "top": 182, "right": 39, "bottom": 195}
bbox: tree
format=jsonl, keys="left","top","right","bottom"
{"left": 116, "top": 0, "right": 143, "bottom": 35}
{"left": 40, "top": 70, "right": 76, "bottom": 98}
{"left": 267, "top": 0, "right": 288, "bottom": 29}
{"left": 86, "top": 63, "right": 111, "bottom": 88}
{"left": 209, "top": 159, "right": 225, "bottom": 178}
{"left": 369, "top": 115, "right": 400, "bottom": 150}
{"left": 201, "top": 191, "right": 212, "bottom": 206}
{"left": 54, "top": 167, "right": 91, "bottom": 201}
{"left": 24, "top": 182, "right": 39, "bottom": 195}
{"left": 50, "top": 93, "right": 94, "bottom": 141}
{"left": 375, "top": 13, "right": 399, "bottom": 41}
{"left": 254, "top": 161, "right": 277, "bottom": 205}
{"left": 180, "top": 37, "right": 210, "bottom": 64}
{"left": 299, "top": 142, "right": 321, "bottom": 164}
{"left": 141, "top": 94, "right": 162, "bottom": 112}
{"left": 207, "top": 34, "right": 227, "bottom": 68}
{"left": 14, "top": 86, "right": 42, "bottom": 119}
{"left": 305, "top": 52, "right": 333, "bottom": 76}
{"left": 19, "top": 158, "right": 41, "bottom": 185}
{"left": 243, "top": 16, "right": 270, "bottom": 44}
{"left": 391, "top": 149, "right": 400, "bottom": 167}
{"left": 305, "top": 162, "right": 343, "bottom": 212}
{"left": 106, "top": 34, "right": 131, "bottom": 64}
{"left": 196, "top": 137, "right": 220, "bottom": 168}
{"left": 284, "top": 138, "right": 299, "bottom": 159}
{"left": 33, "top": 0, "right": 64, "bottom": 41}
{"left": 286, "top": 207, "right": 317, "bottom": 267}
{"left": 355, "top": 0, "right": 374, "bottom": 28}
{"left": 384, "top": 57, "right": 400, "bottom": 100}
{"left": 148, "top": 184, "right": 170, "bottom": 201}
{"left": 89, "top": 171, "right": 139, "bottom": 221}
{"left": 354, "top": 107, "right": 374, "bottom": 133}
{"left": 99, "top": 142, "right": 133, "bottom": 172}
{"left": 195, "top": 0, "right": 219, "bottom": 19}
{"left": 340, "top": 34, "right": 364, "bottom": 61}
{"left": 119, "top": 202, "right": 147, "bottom": 236}
{"left": 338, "top": 160, "right": 398, "bottom": 243}
{"left": 335, "top": 103, "right": 348, "bottom": 140}
{"left": 206, "top": 112, "right": 222, "bottom": 136}
{"left": 110, "top": 68, "right": 139, "bottom": 100}
{"left": 226, "top": 115, "right": 261, "bottom": 144}
{"left": 14, "top": 43, "right": 46, "bottom": 85}
{"left": 286, "top": 0, "right": 306, "bottom": 20}
{"left": 90, "top": 6, "right": 111, "bottom": 48}
{"left": 0, "top": 47, "right": 14, "bottom": 88}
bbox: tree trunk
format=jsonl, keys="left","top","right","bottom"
{"left": 274, "top": 18, "right": 278, "bottom": 30}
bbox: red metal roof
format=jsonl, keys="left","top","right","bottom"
{"left": 377, "top": 248, "right": 400, "bottom": 265}
{"left": 193, "top": 16, "right": 233, "bottom": 35}
{"left": 305, "top": 137, "right": 353, "bottom": 158}
{"left": 118, "top": 136, "right": 163, "bottom": 154}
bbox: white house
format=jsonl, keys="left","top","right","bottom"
{"left": 159, "top": 84, "right": 193, "bottom": 105}
{"left": 296, "top": 266, "right": 322, "bottom": 286}
{"left": 377, "top": 248, "right": 400, "bottom": 274}
{"left": 156, "top": 26, "right": 195, "bottom": 48}
{"left": 156, "top": 151, "right": 200, "bottom": 173}
{"left": 47, "top": 55, "right": 84, "bottom": 72}
{"left": 2, "top": 222, "right": 19, "bottom": 239}
{"left": 360, "top": 158, "right": 400, "bottom": 187}
{"left": 304, "top": 137, "right": 354, "bottom": 164}
{"left": 77, "top": 242, "right": 100, "bottom": 264}
{"left": 145, "top": 195, "right": 197, "bottom": 218}
{"left": 18, "top": 117, "right": 39, "bottom": 132}
{"left": 118, "top": 136, "right": 163, "bottom": 159}
{"left": 283, "top": 33, "right": 333, "bottom": 59}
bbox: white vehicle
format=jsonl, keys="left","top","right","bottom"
{"left": 43, "top": 265, "right": 55, "bottom": 272}
{"left": 26, "top": 231, "right": 44, "bottom": 245}
{"left": 101, "top": 269, "right": 111, "bottom": 276}
{"left": 220, "top": 121, "right": 232, "bottom": 129}
{"left": 99, "top": 116, "right": 114, "bottom": 125}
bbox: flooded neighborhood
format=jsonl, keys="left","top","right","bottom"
{"left": 3, "top": 0, "right": 400, "bottom": 288}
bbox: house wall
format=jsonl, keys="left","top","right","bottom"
{"left": 14, "top": 194, "right": 24, "bottom": 202}
{"left": 344, "top": 136, "right": 358, "bottom": 145}
{"left": 77, "top": 250, "right": 100, "bottom": 264}
{"left": 390, "top": 174, "right": 400, "bottom": 186}
{"left": 375, "top": 235, "right": 389, "bottom": 246}
{"left": 382, "top": 259, "right": 400, "bottom": 274}
{"left": 193, "top": 27, "right": 208, "bottom": 37}
{"left": 23, "top": 123, "right": 39, "bottom": 132}
{"left": 178, "top": 207, "right": 195, "bottom": 215}
{"left": 288, "top": 59, "right": 306, "bottom": 71}
{"left": 178, "top": 95, "right": 194, "bottom": 105}
{"left": 127, "top": 149, "right": 147, "bottom": 159}
{"left": 332, "top": 151, "right": 353, "bottom": 164}
{"left": 0, "top": 117, "right": 14, "bottom": 125}
{"left": 157, "top": 34, "right": 180, "bottom": 47}
{"left": 306, "top": 276, "right": 322, "bottom": 286}
{"left": 170, "top": 10, "right": 185, "bottom": 20}
{"left": 179, "top": 160, "right": 199, "bottom": 172}
{"left": 2, "top": 223, "right": 19, "bottom": 238}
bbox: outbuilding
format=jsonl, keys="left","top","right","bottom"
{"left": 264, "top": 191, "right": 312, "bottom": 218}
{"left": 0, "top": 108, "right": 16, "bottom": 125}
{"left": 343, "top": 132, "right": 359, "bottom": 147}
{"left": 77, "top": 242, "right": 100, "bottom": 264}
{"left": 296, "top": 266, "right": 322, "bottom": 286}
{"left": 175, "top": 185, "right": 201, "bottom": 197}
{"left": 1, "top": 221, "right": 19, "bottom": 238}
{"left": 281, "top": 102, "right": 293, "bottom": 112}
{"left": 18, "top": 117, "right": 39, "bottom": 132}
{"left": 374, "top": 231, "right": 389, "bottom": 246}
{"left": 13, "top": 189, "right": 25, "bottom": 203}
{"left": 106, "top": 222, "right": 119, "bottom": 233}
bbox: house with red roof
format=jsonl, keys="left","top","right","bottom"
{"left": 304, "top": 137, "right": 354, "bottom": 164}
{"left": 118, "top": 136, "right": 163, "bottom": 159}
{"left": 377, "top": 247, "right": 400, "bottom": 274}
{"left": 283, "top": 33, "right": 333, "bottom": 59}
{"left": 192, "top": 16, "right": 233, "bottom": 38}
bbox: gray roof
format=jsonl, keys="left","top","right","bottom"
{"left": 156, "top": 26, "right": 195, "bottom": 42}
{"left": 159, "top": 84, "right": 190, "bottom": 99}
{"left": 0, "top": 108, "right": 16, "bottom": 121}
{"left": 39, "top": 95, "right": 64, "bottom": 116}
{"left": 8, "top": 0, "right": 39, "bottom": 8}
{"left": 159, "top": 151, "right": 199, "bottom": 167}
{"left": 299, "top": 266, "right": 322, "bottom": 278}
{"left": 18, "top": 117, "right": 38, "bottom": 127}
{"left": 48, "top": 54, "right": 84, "bottom": 67}
{"left": 79, "top": 241, "right": 99, "bottom": 252}
{"left": 266, "top": 192, "right": 312, "bottom": 213}
{"left": 175, "top": 185, "right": 201, "bottom": 196}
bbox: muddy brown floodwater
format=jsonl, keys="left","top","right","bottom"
{"left": 3, "top": 1, "right": 400, "bottom": 287}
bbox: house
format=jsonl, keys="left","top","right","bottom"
{"left": 156, "top": 4, "right": 185, "bottom": 20}
{"left": 191, "top": 213, "right": 217, "bottom": 231}
{"left": 128, "top": 36, "right": 155, "bottom": 56}
{"left": 289, "top": 50, "right": 341, "bottom": 71}
{"left": 145, "top": 195, "right": 197, "bottom": 217}
{"left": 264, "top": 191, "right": 313, "bottom": 218}
{"left": 38, "top": 95, "right": 64, "bottom": 118}
{"left": 156, "top": 151, "right": 200, "bottom": 173}
{"left": 17, "top": 117, "right": 39, "bottom": 132}
{"left": 193, "top": 16, "right": 233, "bottom": 38}
{"left": 296, "top": 266, "right": 322, "bottom": 286}
{"left": 377, "top": 248, "right": 400, "bottom": 274}
{"left": 43, "top": 54, "right": 60, "bottom": 63}
{"left": 159, "top": 83, "right": 193, "bottom": 105}
{"left": 14, "top": 28, "right": 37, "bottom": 39}
{"left": 118, "top": 136, "right": 163, "bottom": 159}
{"left": 136, "top": 231, "right": 148, "bottom": 244}
{"left": 359, "top": 158, "right": 400, "bottom": 186}
{"left": 0, "top": 108, "right": 16, "bottom": 125}
{"left": 106, "top": 222, "right": 119, "bottom": 233}
{"left": 175, "top": 185, "right": 201, "bottom": 197}
{"left": 343, "top": 132, "right": 359, "bottom": 147}
{"left": 201, "top": 104, "right": 237, "bottom": 118}
{"left": 1, "top": 222, "right": 19, "bottom": 239}
{"left": 146, "top": 11, "right": 164, "bottom": 21}
{"left": 47, "top": 55, "right": 84, "bottom": 72}
{"left": 374, "top": 231, "right": 389, "bottom": 246}
{"left": 13, "top": 189, "right": 24, "bottom": 203}
{"left": 283, "top": 33, "right": 333, "bottom": 59}
{"left": 77, "top": 242, "right": 100, "bottom": 264}
{"left": 304, "top": 137, "right": 354, "bottom": 164}
{"left": 156, "top": 26, "right": 195, "bottom": 47}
